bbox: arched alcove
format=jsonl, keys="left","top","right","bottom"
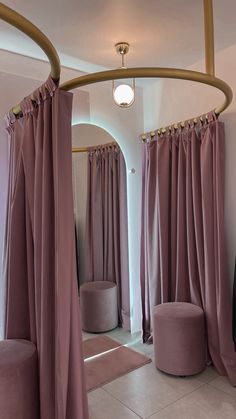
{"left": 72, "top": 122, "right": 142, "bottom": 332}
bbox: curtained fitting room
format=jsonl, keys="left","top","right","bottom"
{"left": 0, "top": 1, "right": 236, "bottom": 418}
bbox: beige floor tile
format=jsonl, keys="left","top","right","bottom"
{"left": 103, "top": 362, "right": 203, "bottom": 418}
{"left": 128, "top": 341, "right": 154, "bottom": 358}
{"left": 195, "top": 365, "right": 219, "bottom": 383}
{"left": 148, "top": 384, "right": 236, "bottom": 419}
{"left": 88, "top": 388, "right": 140, "bottom": 419}
{"left": 106, "top": 328, "right": 141, "bottom": 345}
{"left": 209, "top": 375, "right": 236, "bottom": 398}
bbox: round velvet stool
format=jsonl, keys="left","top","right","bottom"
{"left": 153, "top": 302, "right": 206, "bottom": 376}
{"left": 0, "top": 339, "right": 39, "bottom": 419}
{"left": 80, "top": 281, "right": 118, "bottom": 333}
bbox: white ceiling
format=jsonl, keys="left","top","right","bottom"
{"left": 1, "top": 0, "right": 236, "bottom": 75}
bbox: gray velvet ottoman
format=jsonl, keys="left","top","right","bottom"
{"left": 0, "top": 339, "right": 39, "bottom": 419}
{"left": 80, "top": 281, "right": 118, "bottom": 333}
{"left": 153, "top": 302, "right": 206, "bottom": 376}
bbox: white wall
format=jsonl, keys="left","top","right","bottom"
{"left": 143, "top": 44, "right": 236, "bottom": 286}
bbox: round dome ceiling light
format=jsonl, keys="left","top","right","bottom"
{"left": 112, "top": 42, "right": 135, "bottom": 108}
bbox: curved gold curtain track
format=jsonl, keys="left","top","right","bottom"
{"left": 141, "top": 112, "right": 217, "bottom": 143}
{"left": 0, "top": 2, "right": 61, "bottom": 115}
{"left": 72, "top": 141, "right": 117, "bottom": 153}
{"left": 0, "top": 0, "right": 233, "bottom": 127}
{"left": 0, "top": 5, "right": 60, "bottom": 80}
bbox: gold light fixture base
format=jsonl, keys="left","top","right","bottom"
{"left": 115, "top": 42, "right": 130, "bottom": 56}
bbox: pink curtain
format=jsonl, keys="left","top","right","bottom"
{"left": 0, "top": 122, "right": 10, "bottom": 340}
{"left": 140, "top": 112, "right": 236, "bottom": 384}
{"left": 5, "top": 77, "right": 88, "bottom": 419}
{"left": 85, "top": 144, "right": 130, "bottom": 331}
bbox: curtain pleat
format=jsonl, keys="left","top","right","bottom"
{"left": 4, "top": 77, "right": 88, "bottom": 419}
{"left": 84, "top": 144, "right": 130, "bottom": 330}
{"left": 140, "top": 113, "right": 236, "bottom": 384}
{"left": 0, "top": 122, "right": 10, "bottom": 340}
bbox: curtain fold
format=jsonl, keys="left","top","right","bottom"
{"left": 140, "top": 112, "right": 236, "bottom": 384}
{"left": 85, "top": 144, "right": 130, "bottom": 330}
{"left": 0, "top": 122, "right": 10, "bottom": 340}
{"left": 4, "top": 77, "right": 88, "bottom": 419}
{"left": 233, "top": 258, "right": 236, "bottom": 351}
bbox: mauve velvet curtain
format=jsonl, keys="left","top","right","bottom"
{"left": 140, "top": 112, "right": 236, "bottom": 384}
{"left": 0, "top": 122, "right": 9, "bottom": 340}
{"left": 4, "top": 77, "right": 88, "bottom": 419}
{"left": 85, "top": 144, "right": 130, "bottom": 330}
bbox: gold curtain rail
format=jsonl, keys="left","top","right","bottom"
{"left": 72, "top": 141, "right": 117, "bottom": 153}
{"left": 0, "top": 2, "right": 60, "bottom": 114}
{"left": 204, "top": 0, "right": 215, "bottom": 75}
{"left": 140, "top": 112, "right": 215, "bottom": 141}
{"left": 72, "top": 147, "right": 89, "bottom": 153}
{"left": 61, "top": 67, "right": 232, "bottom": 115}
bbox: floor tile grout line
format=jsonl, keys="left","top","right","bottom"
{"left": 195, "top": 377, "right": 217, "bottom": 385}
{"left": 207, "top": 381, "right": 236, "bottom": 400}
{"left": 102, "top": 387, "right": 143, "bottom": 418}
{"left": 145, "top": 382, "right": 207, "bottom": 418}
{"left": 102, "top": 379, "right": 206, "bottom": 419}
{"left": 86, "top": 329, "right": 226, "bottom": 417}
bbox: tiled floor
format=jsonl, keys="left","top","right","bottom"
{"left": 83, "top": 328, "right": 236, "bottom": 419}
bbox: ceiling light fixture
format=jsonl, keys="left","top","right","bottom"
{"left": 112, "top": 42, "right": 135, "bottom": 108}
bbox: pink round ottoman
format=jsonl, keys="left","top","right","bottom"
{"left": 0, "top": 339, "right": 39, "bottom": 419}
{"left": 153, "top": 302, "right": 206, "bottom": 376}
{"left": 80, "top": 281, "right": 118, "bottom": 332}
